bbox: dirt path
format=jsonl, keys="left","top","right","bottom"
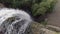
{"left": 47, "top": 0, "right": 60, "bottom": 27}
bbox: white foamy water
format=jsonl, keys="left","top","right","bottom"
{"left": 0, "top": 8, "right": 32, "bottom": 34}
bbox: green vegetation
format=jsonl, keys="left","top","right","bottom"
{"left": 40, "top": 21, "right": 47, "bottom": 25}
{"left": 32, "top": 0, "right": 56, "bottom": 16}
{"left": 0, "top": 0, "right": 41, "bottom": 8}
{"left": 0, "top": 0, "right": 56, "bottom": 22}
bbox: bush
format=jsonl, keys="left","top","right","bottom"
{"left": 0, "top": 0, "right": 41, "bottom": 8}
{"left": 0, "top": 0, "right": 32, "bottom": 8}
{"left": 31, "top": 0, "right": 56, "bottom": 16}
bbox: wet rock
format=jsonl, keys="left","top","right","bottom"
{"left": 0, "top": 3, "right": 5, "bottom": 8}
{"left": 26, "top": 22, "right": 60, "bottom": 34}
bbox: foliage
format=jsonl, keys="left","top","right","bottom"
{"left": 31, "top": 0, "right": 56, "bottom": 16}
{"left": 0, "top": 0, "right": 56, "bottom": 15}
{"left": 0, "top": 0, "right": 56, "bottom": 22}
{"left": 0, "top": 0, "right": 41, "bottom": 8}
{"left": 0, "top": 0, "right": 31, "bottom": 8}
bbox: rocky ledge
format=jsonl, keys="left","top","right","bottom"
{"left": 25, "top": 22, "right": 60, "bottom": 34}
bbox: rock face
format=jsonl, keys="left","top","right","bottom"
{"left": 27, "top": 22, "right": 60, "bottom": 34}
{"left": 0, "top": 3, "right": 5, "bottom": 8}
{"left": 47, "top": 0, "right": 60, "bottom": 27}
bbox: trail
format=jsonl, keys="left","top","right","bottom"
{"left": 47, "top": 0, "right": 60, "bottom": 27}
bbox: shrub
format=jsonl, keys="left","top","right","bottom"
{"left": 31, "top": 0, "right": 56, "bottom": 16}
{"left": 0, "top": 0, "right": 41, "bottom": 8}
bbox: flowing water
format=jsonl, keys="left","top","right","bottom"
{"left": 0, "top": 8, "right": 32, "bottom": 34}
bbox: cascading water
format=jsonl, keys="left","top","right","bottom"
{"left": 0, "top": 8, "right": 32, "bottom": 34}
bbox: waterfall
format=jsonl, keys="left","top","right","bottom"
{"left": 0, "top": 8, "right": 32, "bottom": 34}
